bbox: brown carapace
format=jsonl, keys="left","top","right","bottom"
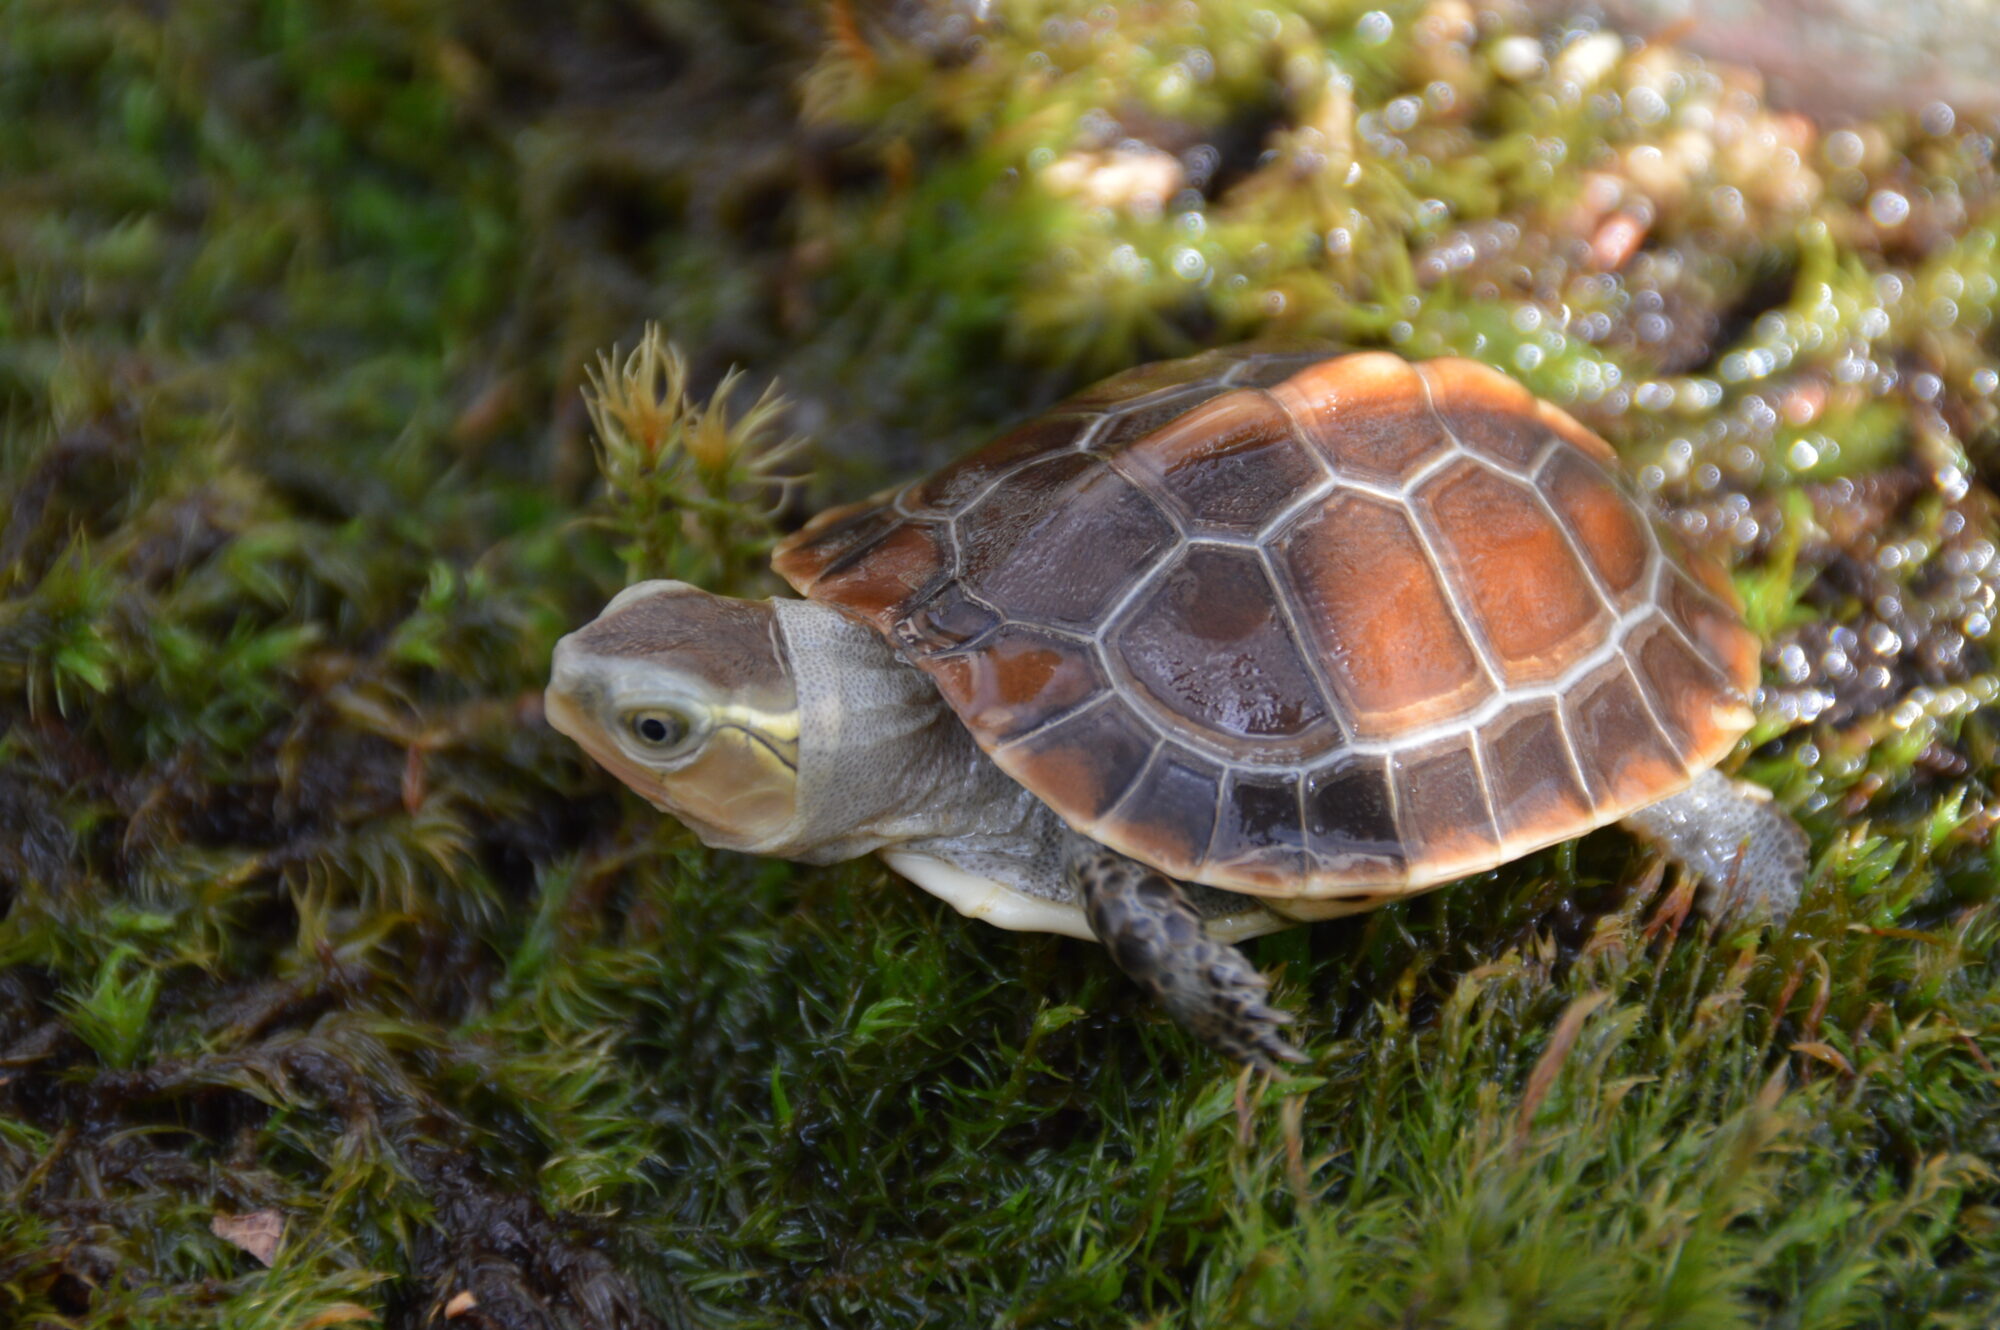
{"left": 774, "top": 346, "right": 1759, "bottom": 901}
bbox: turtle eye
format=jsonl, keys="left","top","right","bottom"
{"left": 625, "top": 708, "right": 692, "bottom": 751}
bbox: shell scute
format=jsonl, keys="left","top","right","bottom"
{"left": 1002, "top": 699, "right": 1154, "bottom": 824}
{"left": 807, "top": 519, "right": 946, "bottom": 619}
{"left": 1112, "top": 546, "right": 1331, "bottom": 748}
{"left": 1661, "top": 568, "right": 1759, "bottom": 693}
{"left": 1091, "top": 384, "right": 1241, "bottom": 446}
{"left": 1278, "top": 489, "right": 1493, "bottom": 737}
{"left": 1209, "top": 770, "right": 1308, "bottom": 886}
{"left": 1267, "top": 353, "right": 1452, "bottom": 484}
{"left": 1480, "top": 702, "right": 1596, "bottom": 846}
{"left": 1099, "top": 748, "right": 1223, "bottom": 878}
{"left": 1222, "top": 349, "right": 1349, "bottom": 389}
{"left": 1562, "top": 658, "right": 1688, "bottom": 808}
{"left": 776, "top": 499, "right": 902, "bottom": 588}
{"left": 1627, "top": 620, "right": 1740, "bottom": 755}
{"left": 1302, "top": 754, "right": 1406, "bottom": 876}
{"left": 893, "top": 582, "right": 1000, "bottom": 655}
{"left": 954, "top": 455, "right": 1175, "bottom": 630}
{"left": 1114, "top": 389, "right": 1325, "bottom": 534}
{"left": 1068, "top": 349, "right": 1244, "bottom": 406}
{"left": 1391, "top": 736, "right": 1503, "bottom": 876}
{"left": 915, "top": 413, "right": 1099, "bottom": 513}
{"left": 1416, "top": 458, "right": 1610, "bottom": 685}
{"left": 1541, "top": 447, "right": 1654, "bottom": 607}
{"left": 928, "top": 622, "right": 1104, "bottom": 742}
{"left": 1418, "top": 359, "right": 1557, "bottom": 470}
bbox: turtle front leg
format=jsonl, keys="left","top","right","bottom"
{"left": 1068, "top": 844, "right": 1305, "bottom": 1069}
{"left": 1621, "top": 769, "right": 1809, "bottom": 920}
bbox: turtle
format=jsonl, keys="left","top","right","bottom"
{"left": 544, "top": 343, "right": 1808, "bottom": 1067}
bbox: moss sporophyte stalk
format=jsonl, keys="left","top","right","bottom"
{"left": 4, "top": 2, "right": 2000, "bottom": 1326}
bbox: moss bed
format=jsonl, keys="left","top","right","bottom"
{"left": 4, "top": 2, "right": 2000, "bottom": 1326}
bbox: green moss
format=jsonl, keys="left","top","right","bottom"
{"left": 3, "top": 1, "right": 2000, "bottom": 1326}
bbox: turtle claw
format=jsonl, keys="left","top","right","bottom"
{"left": 1221, "top": 1006, "right": 1308, "bottom": 1071}
{"left": 1192, "top": 956, "right": 1305, "bottom": 1069}
{"left": 1070, "top": 844, "right": 1307, "bottom": 1070}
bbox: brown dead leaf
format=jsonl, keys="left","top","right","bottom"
{"left": 1281, "top": 1092, "right": 1309, "bottom": 1205}
{"left": 1790, "top": 1041, "right": 1856, "bottom": 1076}
{"left": 1516, "top": 990, "right": 1613, "bottom": 1140}
{"left": 1642, "top": 869, "right": 1698, "bottom": 947}
{"left": 211, "top": 1208, "right": 284, "bottom": 1266}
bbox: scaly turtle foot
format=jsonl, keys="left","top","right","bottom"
{"left": 1069, "top": 844, "right": 1305, "bottom": 1069}
{"left": 1622, "top": 769, "right": 1809, "bottom": 921}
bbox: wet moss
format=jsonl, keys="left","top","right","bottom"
{"left": 4, "top": 1, "right": 2000, "bottom": 1326}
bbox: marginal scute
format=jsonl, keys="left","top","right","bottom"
{"left": 1224, "top": 350, "right": 1345, "bottom": 389}
{"left": 1303, "top": 754, "right": 1405, "bottom": 876}
{"left": 1662, "top": 567, "right": 1760, "bottom": 693}
{"left": 1480, "top": 702, "right": 1596, "bottom": 840}
{"left": 915, "top": 413, "right": 1099, "bottom": 513}
{"left": 768, "top": 346, "right": 1765, "bottom": 901}
{"left": 774, "top": 499, "right": 900, "bottom": 588}
{"left": 1098, "top": 746, "right": 1223, "bottom": 879}
{"left": 1092, "top": 384, "right": 1240, "bottom": 445}
{"left": 1628, "top": 620, "right": 1740, "bottom": 760}
{"left": 1392, "top": 736, "right": 1502, "bottom": 873}
{"left": 1113, "top": 546, "right": 1332, "bottom": 748}
{"left": 1417, "top": 359, "right": 1558, "bottom": 470}
{"left": 1001, "top": 700, "right": 1154, "bottom": 824}
{"left": 1563, "top": 658, "right": 1689, "bottom": 809}
{"left": 1417, "top": 459, "right": 1608, "bottom": 684}
{"left": 1533, "top": 398, "right": 1621, "bottom": 467}
{"left": 928, "top": 623, "right": 1105, "bottom": 743}
{"left": 1279, "top": 489, "right": 1493, "bottom": 737}
{"left": 893, "top": 582, "right": 999, "bottom": 655}
{"left": 1069, "top": 349, "right": 1241, "bottom": 407}
{"left": 1208, "top": 770, "right": 1307, "bottom": 885}
{"left": 807, "top": 520, "right": 944, "bottom": 619}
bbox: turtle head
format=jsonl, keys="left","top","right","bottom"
{"left": 545, "top": 580, "right": 802, "bottom": 853}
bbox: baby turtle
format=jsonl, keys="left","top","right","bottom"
{"left": 546, "top": 344, "right": 1807, "bottom": 1067}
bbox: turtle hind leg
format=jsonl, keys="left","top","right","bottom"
{"left": 1068, "top": 844, "right": 1305, "bottom": 1069}
{"left": 1621, "top": 769, "right": 1809, "bottom": 921}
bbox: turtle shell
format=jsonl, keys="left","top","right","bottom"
{"left": 773, "top": 346, "right": 1759, "bottom": 899}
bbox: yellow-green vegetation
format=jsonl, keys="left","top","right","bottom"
{"left": 3, "top": 1, "right": 2000, "bottom": 1326}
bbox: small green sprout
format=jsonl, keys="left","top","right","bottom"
{"left": 60, "top": 945, "right": 162, "bottom": 1070}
